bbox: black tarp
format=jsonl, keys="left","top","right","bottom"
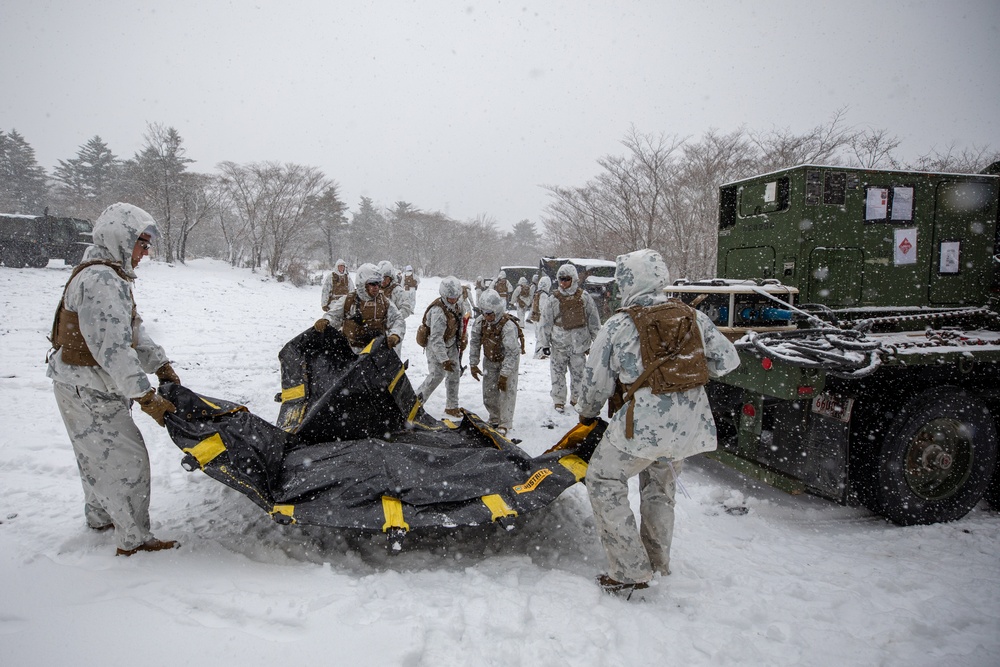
{"left": 161, "top": 328, "right": 603, "bottom": 533}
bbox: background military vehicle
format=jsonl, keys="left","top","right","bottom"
{"left": 0, "top": 212, "right": 93, "bottom": 268}
{"left": 672, "top": 162, "right": 1000, "bottom": 525}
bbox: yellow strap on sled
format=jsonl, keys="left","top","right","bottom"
{"left": 559, "top": 455, "right": 588, "bottom": 482}
{"left": 270, "top": 505, "right": 296, "bottom": 523}
{"left": 545, "top": 420, "right": 597, "bottom": 454}
{"left": 482, "top": 494, "right": 518, "bottom": 521}
{"left": 182, "top": 433, "right": 226, "bottom": 469}
{"left": 388, "top": 367, "right": 406, "bottom": 393}
{"left": 381, "top": 496, "right": 410, "bottom": 532}
{"left": 280, "top": 384, "right": 305, "bottom": 402}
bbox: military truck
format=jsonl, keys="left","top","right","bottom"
{"left": 0, "top": 213, "right": 93, "bottom": 268}
{"left": 670, "top": 163, "right": 1000, "bottom": 525}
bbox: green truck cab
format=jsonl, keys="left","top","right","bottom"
{"left": 677, "top": 163, "right": 1000, "bottom": 525}
{"left": 0, "top": 212, "right": 93, "bottom": 268}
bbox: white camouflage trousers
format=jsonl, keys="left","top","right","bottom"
{"left": 53, "top": 381, "right": 154, "bottom": 551}
{"left": 586, "top": 439, "right": 682, "bottom": 583}
{"left": 549, "top": 343, "right": 585, "bottom": 406}
{"left": 417, "top": 347, "right": 461, "bottom": 410}
{"left": 481, "top": 358, "right": 518, "bottom": 428}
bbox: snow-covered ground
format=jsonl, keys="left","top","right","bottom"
{"left": 1, "top": 258, "right": 998, "bottom": 666}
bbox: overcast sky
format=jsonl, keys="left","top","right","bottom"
{"left": 2, "top": 0, "right": 998, "bottom": 228}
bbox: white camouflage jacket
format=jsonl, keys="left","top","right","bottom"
{"left": 576, "top": 249, "right": 740, "bottom": 461}
{"left": 46, "top": 204, "right": 168, "bottom": 400}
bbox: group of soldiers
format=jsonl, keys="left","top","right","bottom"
{"left": 315, "top": 262, "right": 608, "bottom": 438}
{"left": 47, "top": 202, "right": 741, "bottom": 599}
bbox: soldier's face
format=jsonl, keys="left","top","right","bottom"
{"left": 132, "top": 234, "right": 151, "bottom": 268}
{"left": 365, "top": 282, "right": 380, "bottom": 297}
{"left": 381, "top": 276, "right": 391, "bottom": 287}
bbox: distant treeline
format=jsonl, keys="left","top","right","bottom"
{"left": 2, "top": 111, "right": 996, "bottom": 282}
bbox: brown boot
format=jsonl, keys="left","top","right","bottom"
{"left": 597, "top": 574, "right": 649, "bottom": 600}
{"left": 444, "top": 408, "right": 463, "bottom": 418}
{"left": 116, "top": 538, "right": 180, "bottom": 557}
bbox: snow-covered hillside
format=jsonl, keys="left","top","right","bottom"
{"left": 1, "top": 259, "right": 997, "bottom": 666}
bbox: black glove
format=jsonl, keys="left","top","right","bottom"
{"left": 442, "top": 359, "right": 456, "bottom": 372}
{"left": 314, "top": 318, "right": 329, "bottom": 332}
{"left": 470, "top": 365, "right": 482, "bottom": 381}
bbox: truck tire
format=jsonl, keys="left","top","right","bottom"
{"left": 875, "top": 386, "right": 997, "bottom": 525}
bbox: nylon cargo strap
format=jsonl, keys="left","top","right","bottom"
{"left": 619, "top": 354, "right": 673, "bottom": 440}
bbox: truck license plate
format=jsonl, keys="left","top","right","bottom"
{"left": 811, "top": 393, "right": 854, "bottom": 422}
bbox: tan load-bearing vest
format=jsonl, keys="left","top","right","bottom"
{"left": 554, "top": 289, "right": 587, "bottom": 330}
{"left": 341, "top": 293, "right": 390, "bottom": 348}
{"left": 480, "top": 313, "right": 525, "bottom": 363}
{"left": 416, "top": 298, "right": 459, "bottom": 348}
{"left": 404, "top": 274, "right": 418, "bottom": 290}
{"left": 609, "top": 299, "right": 710, "bottom": 438}
{"left": 330, "top": 272, "right": 350, "bottom": 295}
{"left": 494, "top": 279, "right": 510, "bottom": 301}
{"left": 515, "top": 284, "right": 531, "bottom": 308}
{"left": 50, "top": 260, "right": 139, "bottom": 366}
{"left": 323, "top": 272, "right": 351, "bottom": 310}
{"left": 530, "top": 290, "right": 544, "bottom": 323}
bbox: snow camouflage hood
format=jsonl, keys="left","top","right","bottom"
{"left": 334, "top": 259, "right": 348, "bottom": 275}
{"left": 616, "top": 249, "right": 671, "bottom": 309}
{"left": 439, "top": 276, "right": 462, "bottom": 304}
{"left": 478, "top": 289, "right": 505, "bottom": 314}
{"left": 354, "top": 263, "right": 382, "bottom": 301}
{"left": 159, "top": 328, "right": 604, "bottom": 533}
{"left": 85, "top": 203, "right": 158, "bottom": 279}
{"left": 537, "top": 276, "right": 551, "bottom": 294}
{"left": 555, "top": 263, "right": 579, "bottom": 295}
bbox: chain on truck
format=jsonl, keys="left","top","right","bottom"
{"left": 669, "top": 161, "right": 1000, "bottom": 526}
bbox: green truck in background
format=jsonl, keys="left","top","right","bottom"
{"left": 0, "top": 212, "right": 93, "bottom": 268}
{"left": 670, "top": 162, "right": 1000, "bottom": 525}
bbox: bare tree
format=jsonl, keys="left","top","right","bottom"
{"left": 126, "top": 123, "right": 193, "bottom": 262}
{"left": 849, "top": 128, "right": 902, "bottom": 169}
{"left": 906, "top": 143, "right": 1000, "bottom": 174}
{"left": 174, "top": 172, "right": 216, "bottom": 263}
{"left": 749, "top": 108, "right": 855, "bottom": 172}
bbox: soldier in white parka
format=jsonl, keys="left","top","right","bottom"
{"left": 377, "top": 260, "right": 413, "bottom": 320}
{"left": 320, "top": 259, "right": 354, "bottom": 311}
{"left": 512, "top": 276, "right": 532, "bottom": 327}
{"left": 47, "top": 202, "right": 182, "bottom": 557}
{"left": 468, "top": 289, "right": 523, "bottom": 435}
{"left": 315, "top": 263, "right": 405, "bottom": 354}
{"left": 416, "top": 276, "right": 465, "bottom": 418}
{"left": 576, "top": 249, "right": 739, "bottom": 597}
{"left": 537, "top": 264, "right": 601, "bottom": 412}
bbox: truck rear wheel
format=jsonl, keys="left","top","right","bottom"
{"left": 875, "top": 387, "right": 997, "bottom": 525}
